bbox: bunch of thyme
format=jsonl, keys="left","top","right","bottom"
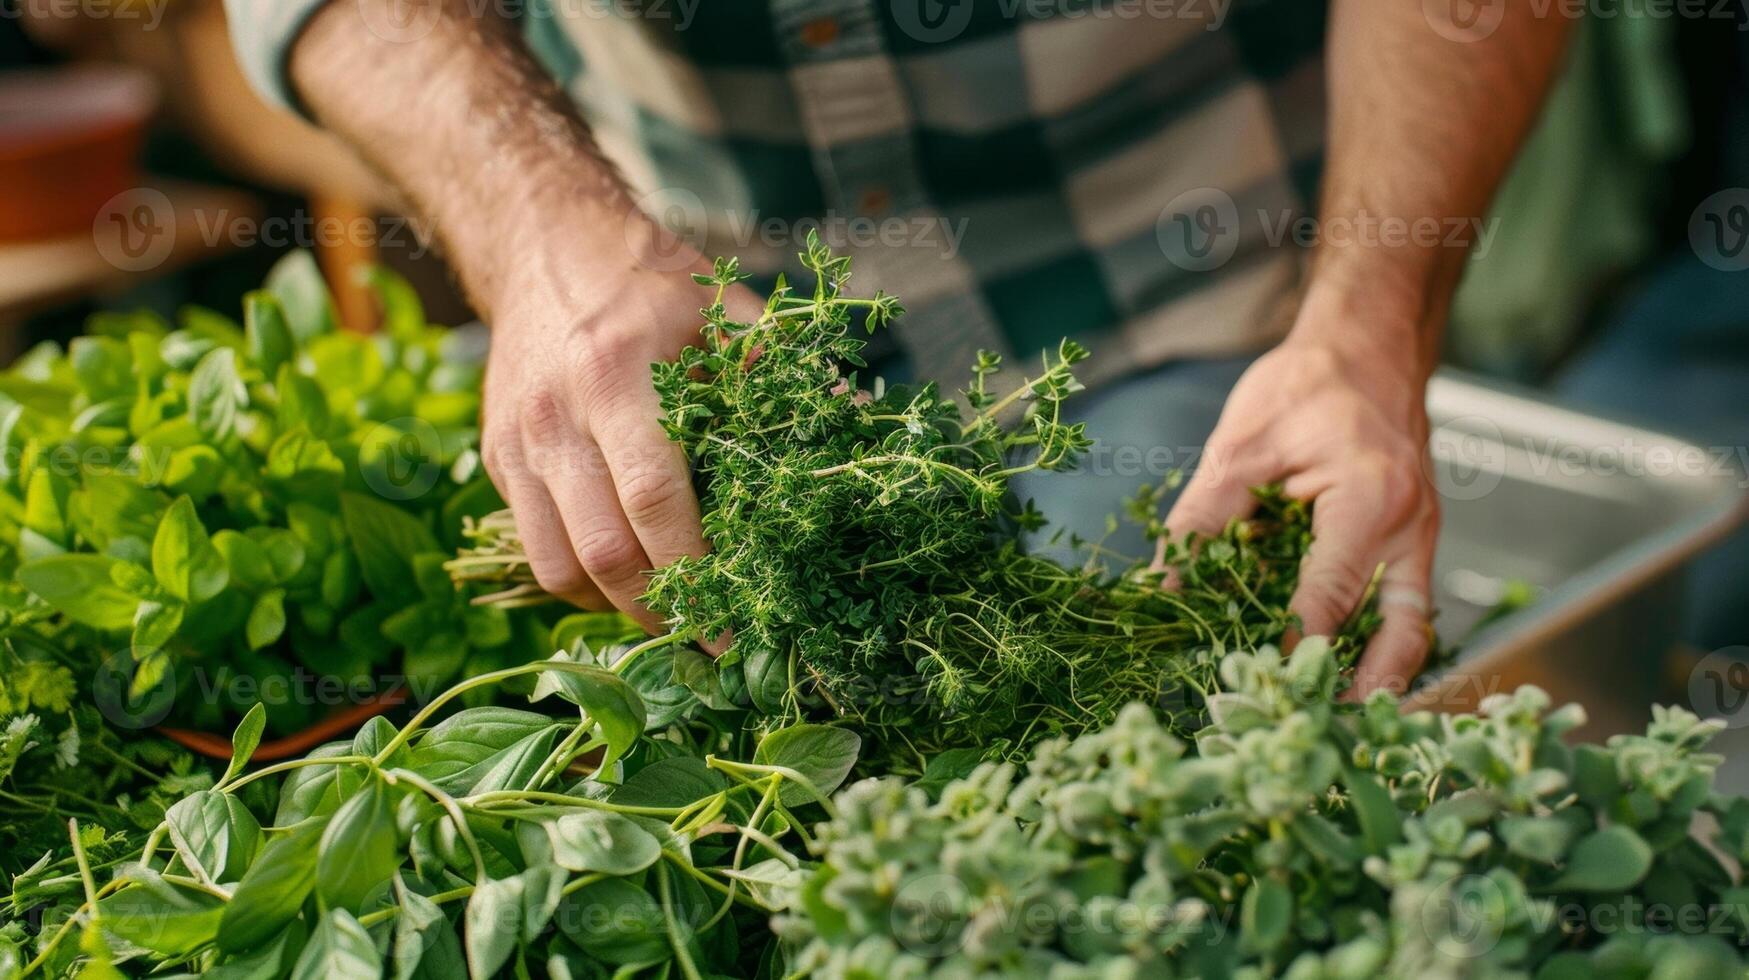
{"left": 451, "top": 234, "right": 1376, "bottom": 770}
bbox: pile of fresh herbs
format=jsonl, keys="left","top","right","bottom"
{"left": 14, "top": 238, "right": 1748, "bottom": 980}
{"left": 786, "top": 640, "right": 1749, "bottom": 978}
{"left": 452, "top": 235, "right": 1377, "bottom": 772}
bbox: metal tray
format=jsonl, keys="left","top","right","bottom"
{"left": 1419, "top": 372, "right": 1749, "bottom": 738}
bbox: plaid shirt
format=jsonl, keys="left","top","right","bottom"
{"left": 226, "top": 0, "right": 1328, "bottom": 386}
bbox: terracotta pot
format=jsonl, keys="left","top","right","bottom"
{"left": 0, "top": 65, "right": 157, "bottom": 243}
{"left": 157, "top": 685, "right": 411, "bottom": 762}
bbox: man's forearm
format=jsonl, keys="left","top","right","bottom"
{"left": 289, "top": 0, "right": 635, "bottom": 316}
{"left": 1305, "top": 1, "right": 1574, "bottom": 377}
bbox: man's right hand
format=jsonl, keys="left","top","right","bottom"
{"left": 286, "top": 1, "right": 768, "bottom": 631}
{"left": 479, "top": 220, "right": 765, "bottom": 632}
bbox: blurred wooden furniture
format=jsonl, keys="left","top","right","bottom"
{"left": 0, "top": 179, "right": 262, "bottom": 356}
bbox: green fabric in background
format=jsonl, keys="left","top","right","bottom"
{"left": 1446, "top": 14, "right": 1690, "bottom": 379}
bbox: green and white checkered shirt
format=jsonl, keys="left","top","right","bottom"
{"left": 225, "top": 0, "right": 1328, "bottom": 386}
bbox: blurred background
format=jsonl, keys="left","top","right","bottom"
{"left": 3, "top": 0, "right": 1747, "bottom": 758}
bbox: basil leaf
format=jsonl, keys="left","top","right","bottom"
{"left": 463, "top": 726, "right": 562, "bottom": 796}
{"left": 672, "top": 647, "right": 736, "bottom": 711}
{"left": 275, "top": 743, "right": 362, "bottom": 825}
{"left": 741, "top": 645, "right": 790, "bottom": 716}
{"left": 557, "top": 878, "right": 669, "bottom": 966}
{"left": 266, "top": 249, "right": 340, "bottom": 344}
{"left": 342, "top": 492, "right": 438, "bottom": 606}
{"left": 464, "top": 867, "right": 564, "bottom": 978}
{"left": 131, "top": 599, "right": 184, "bottom": 660}
{"left": 753, "top": 724, "right": 861, "bottom": 806}
{"left": 246, "top": 589, "right": 287, "bottom": 651}
{"left": 519, "top": 811, "right": 661, "bottom": 875}
{"left": 409, "top": 707, "right": 557, "bottom": 792}
{"left": 610, "top": 756, "right": 725, "bottom": 809}
{"left": 392, "top": 881, "right": 464, "bottom": 980}
{"left": 223, "top": 703, "right": 268, "bottom": 784}
{"left": 317, "top": 777, "right": 402, "bottom": 912}
{"left": 244, "top": 291, "right": 294, "bottom": 377}
{"left": 97, "top": 877, "right": 224, "bottom": 958}
{"left": 153, "top": 496, "right": 228, "bottom": 603}
{"left": 165, "top": 790, "right": 263, "bottom": 885}
{"left": 17, "top": 554, "right": 137, "bottom": 630}
{"left": 218, "top": 816, "right": 329, "bottom": 953}
{"left": 289, "top": 909, "right": 379, "bottom": 980}
{"left": 525, "top": 659, "right": 645, "bottom": 772}
{"left": 188, "top": 347, "right": 247, "bottom": 441}
{"left": 618, "top": 647, "right": 694, "bottom": 729}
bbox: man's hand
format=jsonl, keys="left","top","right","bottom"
{"left": 287, "top": 1, "right": 772, "bottom": 630}
{"left": 479, "top": 235, "right": 763, "bottom": 631}
{"left": 1164, "top": 295, "right": 1439, "bottom": 695}
{"left": 1159, "top": 0, "right": 1573, "bottom": 694}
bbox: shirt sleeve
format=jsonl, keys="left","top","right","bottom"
{"left": 221, "top": 0, "right": 335, "bottom": 116}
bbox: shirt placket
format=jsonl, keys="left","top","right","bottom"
{"left": 768, "top": 0, "right": 1012, "bottom": 380}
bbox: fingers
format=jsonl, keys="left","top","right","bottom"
{"left": 1349, "top": 563, "right": 1434, "bottom": 698}
{"left": 1350, "top": 581, "right": 1434, "bottom": 696}
{"left": 1287, "top": 486, "right": 1384, "bottom": 642}
{"left": 543, "top": 434, "right": 668, "bottom": 634}
{"left": 594, "top": 384, "right": 708, "bottom": 572}
{"left": 1162, "top": 445, "right": 1266, "bottom": 543}
{"left": 490, "top": 465, "right": 608, "bottom": 611}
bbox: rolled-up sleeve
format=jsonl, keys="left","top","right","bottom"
{"left": 222, "top": 0, "right": 334, "bottom": 115}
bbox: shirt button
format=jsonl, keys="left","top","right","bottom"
{"left": 800, "top": 16, "right": 839, "bottom": 47}
{"left": 858, "top": 186, "right": 892, "bottom": 216}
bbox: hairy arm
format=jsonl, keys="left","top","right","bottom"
{"left": 1306, "top": 0, "right": 1575, "bottom": 378}
{"left": 290, "top": 0, "right": 759, "bottom": 631}
{"left": 1167, "top": 2, "right": 1574, "bottom": 694}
